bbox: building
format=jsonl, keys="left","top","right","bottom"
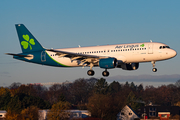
{"left": 136, "top": 106, "right": 180, "bottom": 119}
{"left": 158, "top": 112, "right": 170, "bottom": 120}
{"left": 68, "top": 110, "right": 91, "bottom": 119}
{"left": 38, "top": 109, "right": 91, "bottom": 120}
{"left": 39, "top": 110, "right": 49, "bottom": 120}
{"left": 0, "top": 110, "right": 90, "bottom": 120}
{"left": 117, "top": 105, "right": 139, "bottom": 120}
{"left": 0, "top": 111, "right": 6, "bottom": 119}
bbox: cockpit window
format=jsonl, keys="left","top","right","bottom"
{"left": 159, "top": 46, "right": 170, "bottom": 49}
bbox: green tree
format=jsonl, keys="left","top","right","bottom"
{"left": 7, "top": 93, "right": 50, "bottom": 113}
{"left": 93, "top": 78, "right": 108, "bottom": 94}
{"left": 5, "top": 109, "right": 22, "bottom": 120}
{"left": 0, "top": 88, "right": 11, "bottom": 110}
{"left": 68, "top": 78, "right": 93, "bottom": 105}
{"left": 47, "top": 101, "right": 71, "bottom": 120}
{"left": 87, "top": 94, "right": 112, "bottom": 119}
{"left": 130, "top": 82, "right": 136, "bottom": 91}
{"left": 126, "top": 91, "right": 142, "bottom": 110}
{"left": 108, "top": 81, "right": 121, "bottom": 94}
{"left": 21, "top": 106, "right": 39, "bottom": 120}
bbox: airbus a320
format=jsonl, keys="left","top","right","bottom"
{"left": 6, "top": 24, "right": 177, "bottom": 77}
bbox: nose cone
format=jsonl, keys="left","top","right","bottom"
{"left": 170, "top": 49, "right": 177, "bottom": 58}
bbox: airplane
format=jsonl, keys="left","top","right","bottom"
{"left": 6, "top": 24, "right": 177, "bottom": 77}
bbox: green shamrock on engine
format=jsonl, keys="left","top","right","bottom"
{"left": 21, "top": 34, "right": 35, "bottom": 50}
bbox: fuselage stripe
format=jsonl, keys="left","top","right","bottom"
{"left": 46, "top": 51, "right": 70, "bottom": 67}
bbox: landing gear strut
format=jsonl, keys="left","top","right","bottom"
{"left": 87, "top": 63, "right": 95, "bottom": 76}
{"left": 151, "top": 61, "right": 157, "bottom": 72}
{"left": 102, "top": 69, "right": 109, "bottom": 77}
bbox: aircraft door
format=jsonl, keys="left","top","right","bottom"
{"left": 41, "top": 51, "right": 46, "bottom": 62}
{"left": 148, "top": 44, "right": 153, "bottom": 54}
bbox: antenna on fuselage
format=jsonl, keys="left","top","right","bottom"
{"left": 150, "top": 40, "right": 152, "bottom": 42}
{"left": 78, "top": 45, "right": 81, "bottom": 48}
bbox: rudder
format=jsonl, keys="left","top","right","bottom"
{"left": 15, "top": 24, "right": 44, "bottom": 53}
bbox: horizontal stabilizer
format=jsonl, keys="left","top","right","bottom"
{"left": 5, "top": 53, "right": 32, "bottom": 57}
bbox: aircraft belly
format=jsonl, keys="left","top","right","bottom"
{"left": 52, "top": 57, "right": 81, "bottom": 67}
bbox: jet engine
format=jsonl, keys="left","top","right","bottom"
{"left": 99, "top": 58, "right": 117, "bottom": 69}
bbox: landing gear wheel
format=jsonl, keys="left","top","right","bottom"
{"left": 102, "top": 71, "right": 109, "bottom": 77}
{"left": 151, "top": 61, "right": 157, "bottom": 72}
{"left": 87, "top": 70, "right": 95, "bottom": 76}
{"left": 152, "top": 68, "right": 157, "bottom": 72}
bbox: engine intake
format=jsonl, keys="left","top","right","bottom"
{"left": 99, "top": 58, "right": 117, "bottom": 69}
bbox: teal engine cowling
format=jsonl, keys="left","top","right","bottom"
{"left": 99, "top": 58, "right": 117, "bottom": 69}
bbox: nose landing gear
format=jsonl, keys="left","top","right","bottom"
{"left": 151, "top": 61, "right": 157, "bottom": 72}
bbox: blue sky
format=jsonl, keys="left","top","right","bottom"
{"left": 0, "top": 0, "right": 179, "bottom": 87}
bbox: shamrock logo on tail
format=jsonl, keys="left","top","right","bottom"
{"left": 21, "top": 34, "right": 35, "bottom": 50}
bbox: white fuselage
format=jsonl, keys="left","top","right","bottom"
{"left": 46, "top": 42, "right": 177, "bottom": 67}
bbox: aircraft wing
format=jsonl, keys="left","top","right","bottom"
{"left": 47, "top": 49, "right": 108, "bottom": 66}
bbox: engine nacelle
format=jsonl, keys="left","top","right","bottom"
{"left": 120, "top": 63, "right": 139, "bottom": 70}
{"left": 99, "top": 58, "right": 117, "bottom": 69}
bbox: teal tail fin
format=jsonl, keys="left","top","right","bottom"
{"left": 15, "top": 24, "right": 44, "bottom": 53}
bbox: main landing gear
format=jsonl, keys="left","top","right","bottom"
{"left": 102, "top": 69, "right": 109, "bottom": 77}
{"left": 87, "top": 69, "right": 110, "bottom": 77}
{"left": 87, "top": 63, "right": 95, "bottom": 76}
{"left": 87, "top": 70, "right": 95, "bottom": 76}
{"left": 151, "top": 61, "right": 157, "bottom": 72}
